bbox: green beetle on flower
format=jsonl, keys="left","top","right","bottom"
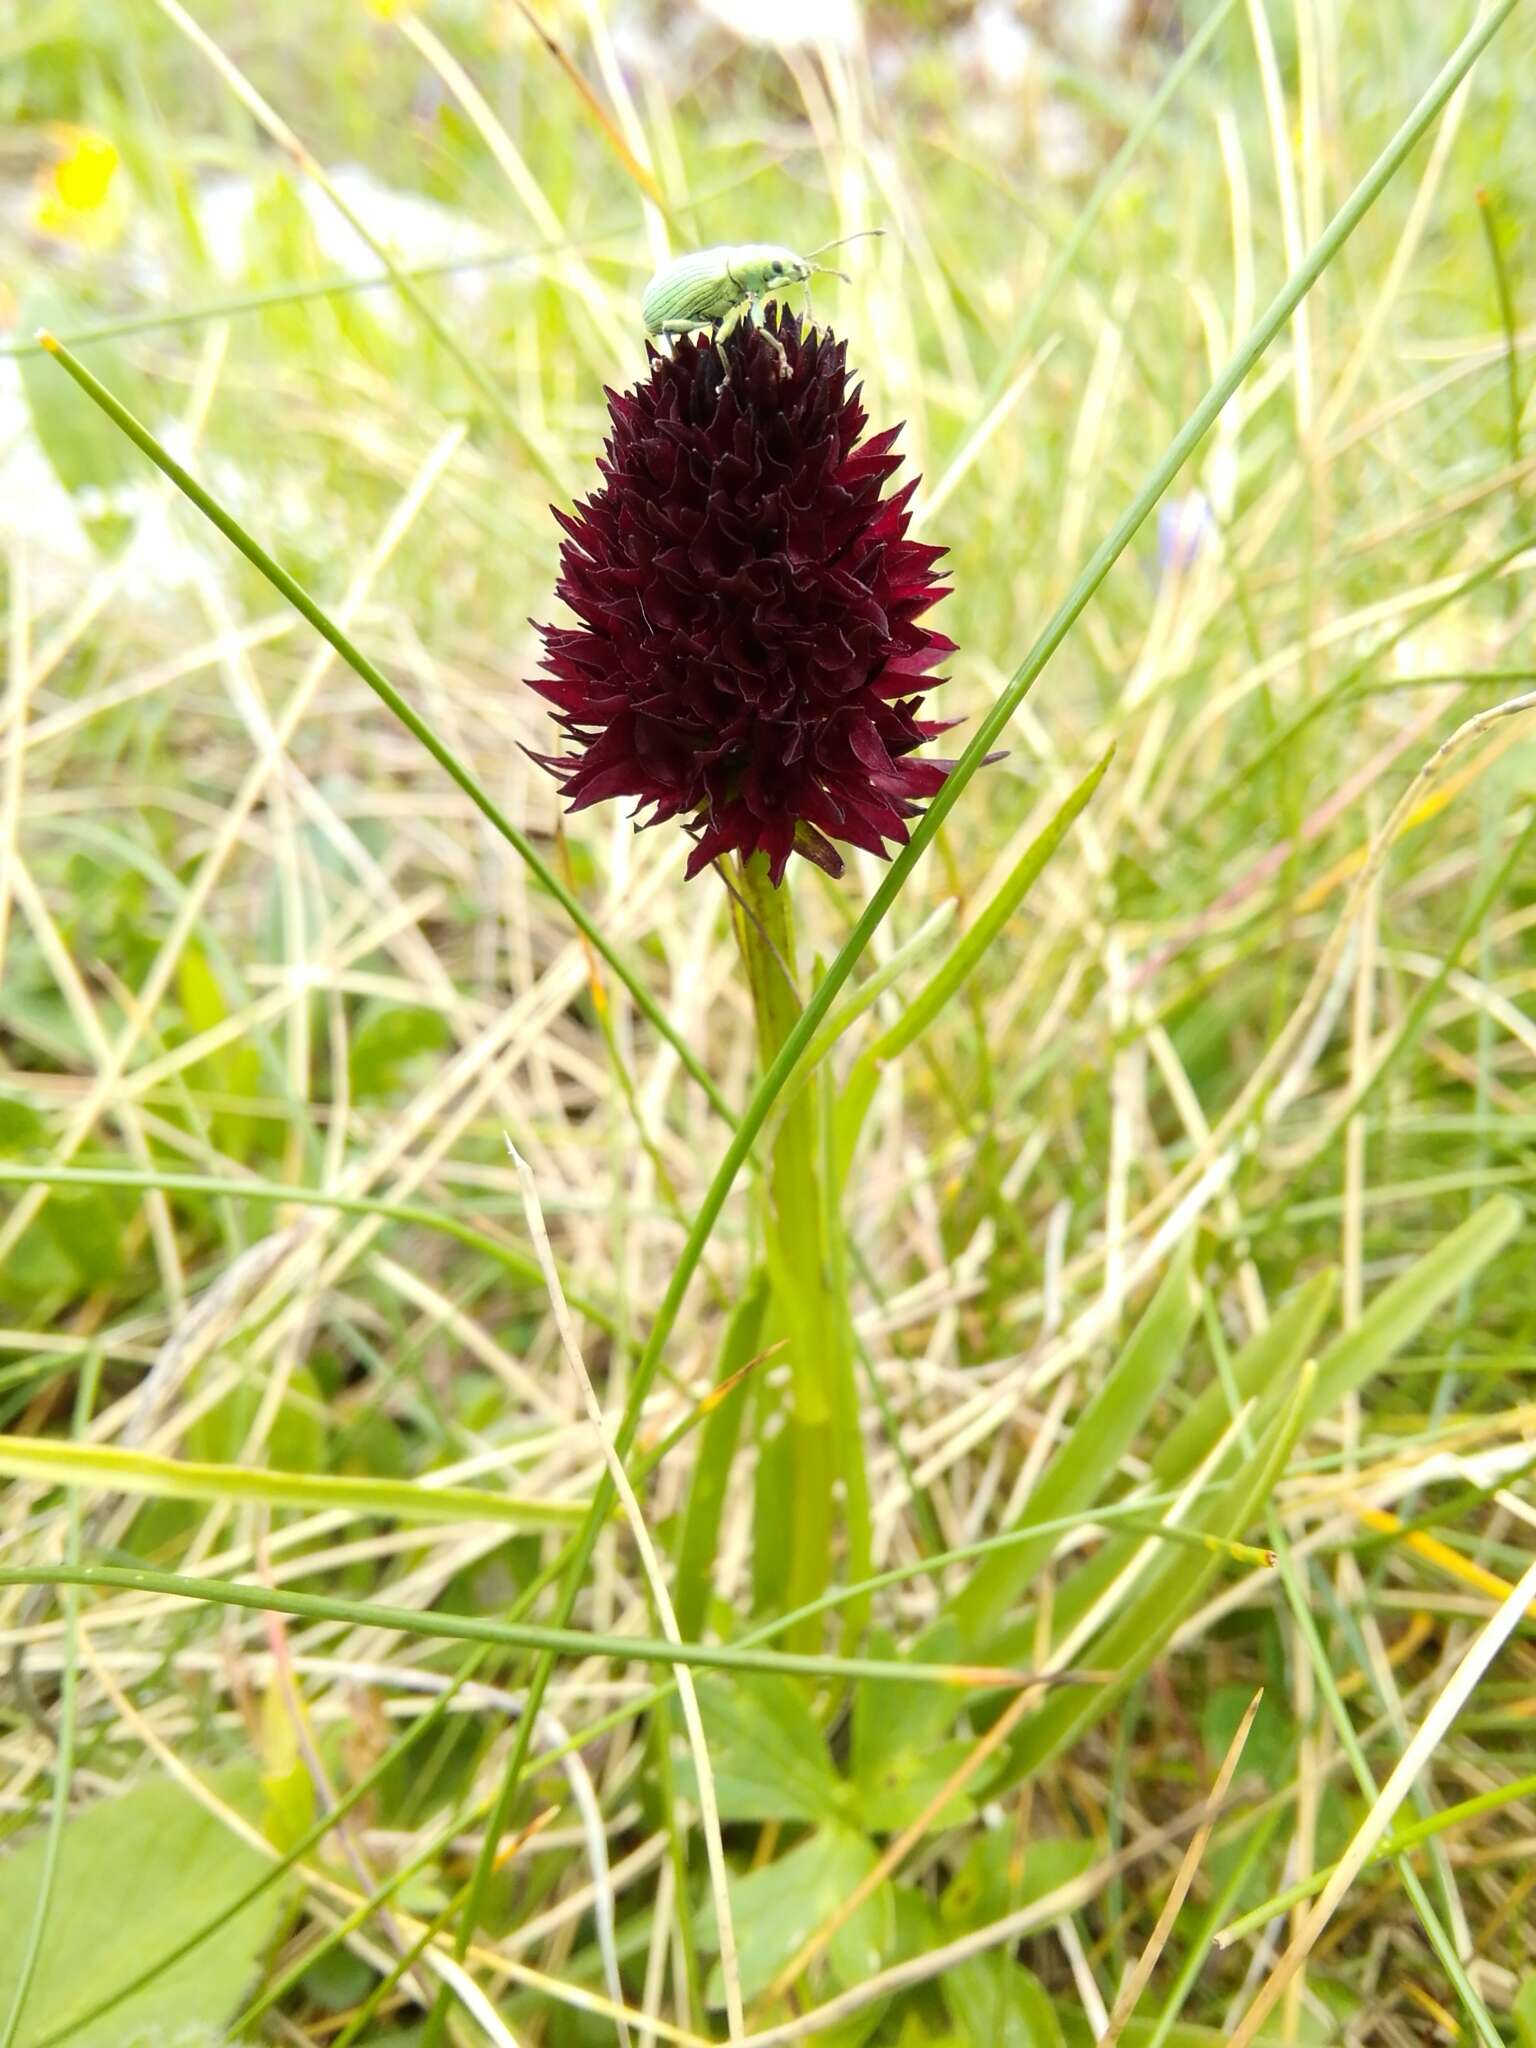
{"left": 641, "top": 231, "right": 881, "bottom": 366}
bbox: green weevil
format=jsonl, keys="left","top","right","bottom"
{"left": 641, "top": 231, "right": 881, "bottom": 368}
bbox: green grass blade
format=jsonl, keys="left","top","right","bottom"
{"left": 832, "top": 751, "right": 1109, "bottom": 1181}
{"left": 795, "top": 899, "right": 957, "bottom": 1074}
{"left": 0, "top": 1435, "right": 588, "bottom": 1528}
{"left": 994, "top": 1364, "right": 1315, "bottom": 1793}
{"left": 954, "top": 1237, "right": 1203, "bottom": 1646}
{"left": 1044, "top": 1202, "right": 1522, "bottom": 1660}
{"left": 870, "top": 746, "right": 1113, "bottom": 1067}
{"left": 1021, "top": 1274, "right": 1335, "bottom": 1652}
{"left": 1154, "top": 1270, "right": 1337, "bottom": 1486}
{"left": 1301, "top": 1194, "right": 1522, "bottom": 1426}
{"left": 0, "top": 1563, "right": 1063, "bottom": 1690}
{"left": 0, "top": 237, "right": 570, "bottom": 358}
{"left": 673, "top": 1270, "right": 769, "bottom": 1640}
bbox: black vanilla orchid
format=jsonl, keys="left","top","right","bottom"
{"left": 527, "top": 306, "right": 956, "bottom": 883}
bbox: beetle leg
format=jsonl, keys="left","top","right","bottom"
{"left": 712, "top": 296, "right": 750, "bottom": 370}
{"left": 756, "top": 297, "right": 790, "bottom": 376}
{"left": 727, "top": 291, "right": 789, "bottom": 376}
{"left": 651, "top": 317, "right": 717, "bottom": 361}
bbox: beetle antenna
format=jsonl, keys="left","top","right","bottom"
{"left": 809, "top": 263, "right": 851, "bottom": 283}
{"left": 803, "top": 227, "right": 885, "bottom": 260}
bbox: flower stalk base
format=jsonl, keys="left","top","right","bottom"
{"left": 731, "top": 853, "right": 851, "bottom": 1647}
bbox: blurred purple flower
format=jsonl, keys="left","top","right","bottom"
{"left": 1157, "top": 490, "right": 1213, "bottom": 578}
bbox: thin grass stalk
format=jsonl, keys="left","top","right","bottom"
{"left": 0, "top": 1563, "right": 1064, "bottom": 1689}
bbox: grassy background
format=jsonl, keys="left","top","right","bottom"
{"left": 2, "top": 1, "right": 1535, "bottom": 2043}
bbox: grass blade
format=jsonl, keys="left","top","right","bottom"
{"left": 1301, "top": 1194, "right": 1522, "bottom": 1426}
{"left": 954, "top": 1238, "right": 1203, "bottom": 1646}
{"left": 0, "top": 1562, "right": 1092, "bottom": 1691}
{"left": 870, "top": 746, "right": 1114, "bottom": 1068}
{"left": 995, "top": 1363, "right": 1314, "bottom": 1792}
{"left": 673, "top": 1271, "right": 770, "bottom": 1640}
{"left": 0, "top": 1435, "right": 588, "bottom": 1529}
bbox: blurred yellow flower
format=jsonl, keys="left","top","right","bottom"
{"left": 32, "top": 127, "right": 127, "bottom": 248}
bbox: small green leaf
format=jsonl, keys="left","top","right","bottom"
{"left": 40, "top": 1184, "right": 125, "bottom": 1287}
{"left": 699, "top": 1826, "right": 892, "bottom": 2007}
{"left": 0, "top": 1092, "right": 47, "bottom": 1153}
{"left": 296, "top": 1946, "right": 375, "bottom": 2016}
{"left": 348, "top": 1000, "right": 451, "bottom": 1098}
{"left": 678, "top": 1675, "right": 847, "bottom": 1825}
{"left": 939, "top": 1832, "right": 1097, "bottom": 1933}
{"left": 185, "top": 1369, "right": 327, "bottom": 1476}
{"left": 853, "top": 1736, "right": 978, "bottom": 1832}
{"left": 945, "top": 1955, "right": 1065, "bottom": 2048}
{"left": 258, "top": 1681, "right": 316, "bottom": 1852}
{"left": 853, "top": 1621, "right": 966, "bottom": 1765}
{"left": 0, "top": 1767, "right": 288, "bottom": 2048}
{"left": 852, "top": 1625, "right": 974, "bottom": 1830}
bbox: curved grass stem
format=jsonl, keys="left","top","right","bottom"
{"left": 32, "top": 331, "right": 736, "bottom": 1132}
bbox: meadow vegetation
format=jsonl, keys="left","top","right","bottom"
{"left": 1, "top": 2, "right": 1534, "bottom": 2043}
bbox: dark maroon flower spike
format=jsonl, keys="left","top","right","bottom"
{"left": 527, "top": 305, "right": 956, "bottom": 884}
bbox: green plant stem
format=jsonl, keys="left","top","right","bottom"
{"left": 731, "top": 851, "right": 857, "bottom": 1646}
